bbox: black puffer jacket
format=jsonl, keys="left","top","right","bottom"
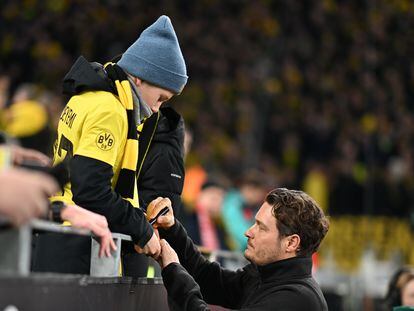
{"left": 138, "top": 106, "right": 185, "bottom": 214}
{"left": 160, "top": 221, "right": 328, "bottom": 311}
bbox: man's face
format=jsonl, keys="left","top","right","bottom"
{"left": 136, "top": 80, "right": 174, "bottom": 113}
{"left": 244, "top": 202, "right": 288, "bottom": 266}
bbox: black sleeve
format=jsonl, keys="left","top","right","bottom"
{"left": 162, "top": 263, "right": 210, "bottom": 311}
{"left": 70, "top": 155, "right": 153, "bottom": 247}
{"left": 138, "top": 145, "right": 184, "bottom": 213}
{"left": 159, "top": 220, "right": 248, "bottom": 309}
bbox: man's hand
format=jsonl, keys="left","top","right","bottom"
{"left": 146, "top": 197, "right": 175, "bottom": 229}
{"left": 134, "top": 197, "right": 175, "bottom": 259}
{"left": 60, "top": 205, "right": 117, "bottom": 258}
{"left": 8, "top": 145, "right": 51, "bottom": 166}
{"left": 134, "top": 231, "right": 161, "bottom": 259}
{"left": 0, "top": 168, "right": 58, "bottom": 226}
{"left": 157, "top": 239, "right": 179, "bottom": 269}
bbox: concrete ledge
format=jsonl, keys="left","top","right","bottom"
{"left": 0, "top": 275, "right": 168, "bottom": 311}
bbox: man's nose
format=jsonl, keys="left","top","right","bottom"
{"left": 245, "top": 228, "right": 252, "bottom": 238}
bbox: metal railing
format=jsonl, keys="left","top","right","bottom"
{"left": 0, "top": 218, "right": 133, "bottom": 277}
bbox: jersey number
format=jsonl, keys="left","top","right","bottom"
{"left": 56, "top": 134, "right": 73, "bottom": 195}
{"left": 57, "top": 134, "right": 73, "bottom": 159}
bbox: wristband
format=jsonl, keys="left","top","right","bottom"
{"left": 49, "top": 201, "right": 65, "bottom": 223}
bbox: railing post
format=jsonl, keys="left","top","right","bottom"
{"left": 90, "top": 232, "right": 132, "bottom": 277}
{"left": 0, "top": 219, "right": 135, "bottom": 277}
{"left": 0, "top": 224, "right": 31, "bottom": 276}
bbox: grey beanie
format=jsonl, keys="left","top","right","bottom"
{"left": 118, "top": 15, "right": 188, "bottom": 94}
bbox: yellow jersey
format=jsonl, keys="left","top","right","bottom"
{"left": 51, "top": 90, "right": 139, "bottom": 207}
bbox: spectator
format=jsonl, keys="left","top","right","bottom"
{"left": 181, "top": 179, "right": 230, "bottom": 251}
{"left": 0, "top": 145, "right": 115, "bottom": 257}
{"left": 384, "top": 268, "right": 414, "bottom": 310}
{"left": 0, "top": 84, "right": 52, "bottom": 155}
{"left": 36, "top": 15, "right": 188, "bottom": 274}
{"left": 222, "top": 172, "right": 267, "bottom": 251}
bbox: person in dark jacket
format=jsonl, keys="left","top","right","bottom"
{"left": 138, "top": 106, "right": 185, "bottom": 214}
{"left": 147, "top": 188, "right": 330, "bottom": 310}
{"left": 122, "top": 106, "right": 186, "bottom": 277}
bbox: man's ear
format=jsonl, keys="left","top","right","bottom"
{"left": 285, "top": 234, "right": 301, "bottom": 254}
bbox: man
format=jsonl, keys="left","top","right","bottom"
{"left": 35, "top": 15, "right": 188, "bottom": 274}
{"left": 148, "top": 188, "right": 329, "bottom": 310}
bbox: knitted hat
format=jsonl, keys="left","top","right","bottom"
{"left": 118, "top": 15, "right": 188, "bottom": 94}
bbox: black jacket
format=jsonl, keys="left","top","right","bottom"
{"left": 160, "top": 221, "right": 328, "bottom": 311}
{"left": 138, "top": 106, "right": 185, "bottom": 214}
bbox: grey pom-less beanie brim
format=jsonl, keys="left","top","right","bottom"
{"left": 121, "top": 53, "right": 188, "bottom": 94}
{"left": 118, "top": 15, "right": 188, "bottom": 94}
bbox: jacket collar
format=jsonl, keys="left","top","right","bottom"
{"left": 255, "top": 256, "right": 313, "bottom": 283}
{"left": 62, "top": 56, "right": 115, "bottom": 96}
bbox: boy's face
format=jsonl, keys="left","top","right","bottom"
{"left": 135, "top": 79, "right": 174, "bottom": 113}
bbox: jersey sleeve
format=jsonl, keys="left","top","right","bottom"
{"left": 74, "top": 104, "right": 125, "bottom": 167}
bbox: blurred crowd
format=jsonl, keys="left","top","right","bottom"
{"left": 1, "top": 0, "right": 414, "bottom": 269}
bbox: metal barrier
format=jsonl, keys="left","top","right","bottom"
{"left": 204, "top": 248, "right": 248, "bottom": 270}
{"left": 0, "top": 218, "right": 133, "bottom": 277}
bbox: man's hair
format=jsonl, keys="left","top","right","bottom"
{"left": 265, "top": 188, "right": 329, "bottom": 257}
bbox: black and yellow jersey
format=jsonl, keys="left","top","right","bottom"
{"left": 50, "top": 57, "right": 152, "bottom": 247}
{"left": 52, "top": 90, "right": 138, "bottom": 206}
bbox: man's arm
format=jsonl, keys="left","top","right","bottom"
{"left": 162, "top": 263, "right": 209, "bottom": 311}
{"left": 156, "top": 239, "right": 209, "bottom": 310}
{"left": 160, "top": 221, "right": 247, "bottom": 308}
{"left": 148, "top": 199, "right": 248, "bottom": 309}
